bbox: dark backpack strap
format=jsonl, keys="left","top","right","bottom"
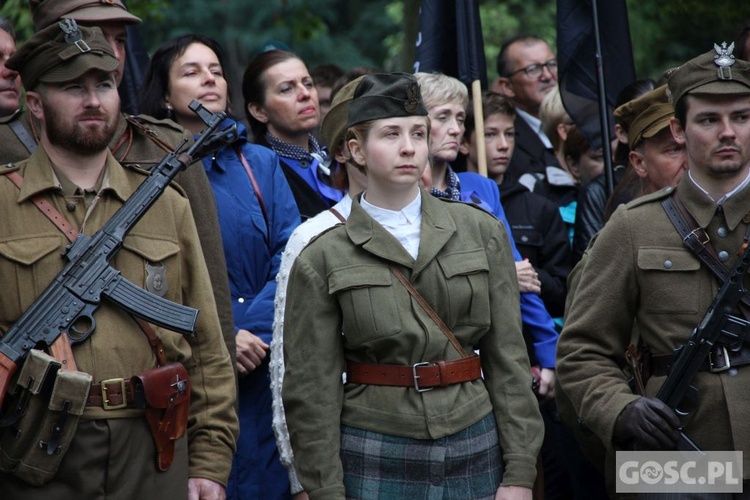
{"left": 8, "top": 119, "right": 38, "bottom": 155}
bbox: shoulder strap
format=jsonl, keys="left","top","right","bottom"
{"left": 328, "top": 207, "right": 346, "bottom": 223}
{"left": 8, "top": 119, "right": 38, "bottom": 155}
{"left": 662, "top": 190, "right": 750, "bottom": 311}
{"left": 125, "top": 115, "right": 176, "bottom": 154}
{"left": 234, "top": 146, "right": 270, "bottom": 235}
{"left": 388, "top": 265, "right": 470, "bottom": 358}
{"left": 6, "top": 171, "right": 168, "bottom": 367}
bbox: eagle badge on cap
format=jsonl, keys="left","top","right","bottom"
{"left": 59, "top": 19, "right": 90, "bottom": 53}
{"left": 714, "top": 41, "right": 735, "bottom": 80}
{"left": 404, "top": 82, "right": 420, "bottom": 113}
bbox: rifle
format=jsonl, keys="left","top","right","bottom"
{"left": 656, "top": 239, "right": 750, "bottom": 451}
{"left": 0, "top": 101, "right": 236, "bottom": 409}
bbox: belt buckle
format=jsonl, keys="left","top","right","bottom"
{"left": 412, "top": 362, "right": 434, "bottom": 392}
{"left": 684, "top": 228, "right": 710, "bottom": 246}
{"left": 709, "top": 346, "right": 731, "bottom": 373}
{"left": 101, "top": 378, "right": 128, "bottom": 410}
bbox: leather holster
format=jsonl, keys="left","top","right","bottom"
{"left": 131, "top": 363, "right": 190, "bottom": 471}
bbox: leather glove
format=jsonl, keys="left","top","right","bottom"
{"left": 613, "top": 397, "right": 681, "bottom": 450}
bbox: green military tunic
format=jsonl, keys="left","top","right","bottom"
{"left": 282, "top": 190, "right": 543, "bottom": 498}
{"left": 557, "top": 174, "right": 750, "bottom": 477}
{"left": 0, "top": 110, "right": 236, "bottom": 368}
{"left": 0, "top": 148, "right": 238, "bottom": 489}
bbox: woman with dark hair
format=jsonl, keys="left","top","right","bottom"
{"left": 139, "top": 34, "right": 300, "bottom": 500}
{"left": 243, "top": 50, "right": 343, "bottom": 221}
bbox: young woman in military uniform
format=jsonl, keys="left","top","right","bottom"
{"left": 282, "top": 72, "right": 542, "bottom": 500}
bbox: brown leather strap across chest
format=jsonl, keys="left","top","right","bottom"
{"left": 346, "top": 355, "right": 482, "bottom": 392}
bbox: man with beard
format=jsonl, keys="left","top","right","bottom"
{"left": 0, "top": 21, "right": 238, "bottom": 500}
{"left": 557, "top": 42, "right": 750, "bottom": 488}
{"left": 492, "top": 35, "right": 561, "bottom": 177}
{"left": 0, "top": 0, "right": 236, "bottom": 370}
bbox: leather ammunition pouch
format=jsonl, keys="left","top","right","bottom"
{"left": 131, "top": 362, "right": 190, "bottom": 471}
{"left": 0, "top": 349, "right": 91, "bottom": 486}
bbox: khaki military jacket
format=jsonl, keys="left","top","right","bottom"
{"left": 0, "top": 109, "right": 236, "bottom": 369}
{"left": 282, "top": 190, "right": 543, "bottom": 498}
{"left": 0, "top": 149, "right": 238, "bottom": 485}
{"left": 557, "top": 175, "right": 750, "bottom": 477}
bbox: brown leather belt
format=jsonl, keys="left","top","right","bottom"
{"left": 652, "top": 345, "right": 750, "bottom": 377}
{"left": 346, "top": 355, "right": 482, "bottom": 392}
{"left": 87, "top": 378, "right": 144, "bottom": 410}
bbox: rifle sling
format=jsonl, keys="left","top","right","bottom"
{"left": 3, "top": 170, "right": 168, "bottom": 367}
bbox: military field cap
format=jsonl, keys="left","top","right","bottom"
{"left": 6, "top": 19, "right": 118, "bottom": 90}
{"left": 30, "top": 0, "right": 142, "bottom": 31}
{"left": 346, "top": 72, "right": 428, "bottom": 129}
{"left": 667, "top": 41, "right": 750, "bottom": 106}
{"left": 614, "top": 85, "right": 674, "bottom": 148}
{"left": 320, "top": 76, "right": 366, "bottom": 149}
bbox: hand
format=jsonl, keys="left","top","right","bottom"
{"left": 188, "top": 478, "right": 225, "bottom": 500}
{"left": 613, "top": 397, "right": 681, "bottom": 449}
{"left": 515, "top": 260, "right": 541, "bottom": 294}
{"left": 293, "top": 492, "right": 310, "bottom": 500}
{"left": 236, "top": 328, "right": 269, "bottom": 377}
{"left": 536, "top": 367, "right": 555, "bottom": 401}
{"left": 495, "top": 485, "right": 532, "bottom": 500}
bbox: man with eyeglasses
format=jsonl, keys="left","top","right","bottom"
{"left": 492, "top": 35, "right": 561, "bottom": 177}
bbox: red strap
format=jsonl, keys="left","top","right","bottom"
{"left": 235, "top": 146, "right": 270, "bottom": 233}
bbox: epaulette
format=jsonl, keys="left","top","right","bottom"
{"left": 0, "top": 162, "right": 21, "bottom": 174}
{"left": 126, "top": 114, "right": 187, "bottom": 134}
{"left": 298, "top": 221, "right": 345, "bottom": 255}
{"left": 124, "top": 114, "right": 191, "bottom": 153}
{"left": 625, "top": 185, "right": 675, "bottom": 210}
{"left": 436, "top": 195, "right": 498, "bottom": 220}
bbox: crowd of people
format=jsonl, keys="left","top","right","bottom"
{"left": 0, "top": 1, "right": 749, "bottom": 499}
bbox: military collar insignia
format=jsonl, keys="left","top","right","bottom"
{"left": 58, "top": 19, "right": 91, "bottom": 53}
{"left": 405, "top": 82, "right": 420, "bottom": 113}
{"left": 714, "top": 41, "right": 735, "bottom": 80}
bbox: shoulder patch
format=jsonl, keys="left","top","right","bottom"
{"left": 625, "top": 186, "right": 675, "bottom": 209}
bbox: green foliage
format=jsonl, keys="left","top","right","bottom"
{"left": 0, "top": 0, "right": 33, "bottom": 41}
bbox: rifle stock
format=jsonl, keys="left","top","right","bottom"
{"left": 0, "top": 101, "right": 235, "bottom": 408}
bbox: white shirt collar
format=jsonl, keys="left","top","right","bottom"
{"left": 360, "top": 190, "right": 422, "bottom": 260}
{"left": 516, "top": 108, "right": 553, "bottom": 149}
{"left": 688, "top": 168, "right": 750, "bottom": 205}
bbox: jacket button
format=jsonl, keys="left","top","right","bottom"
{"left": 66, "top": 202, "right": 77, "bottom": 212}
{"left": 238, "top": 297, "right": 245, "bottom": 303}
{"left": 717, "top": 227, "right": 728, "bottom": 237}
{"left": 663, "top": 260, "right": 673, "bottom": 269}
{"left": 718, "top": 251, "right": 730, "bottom": 262}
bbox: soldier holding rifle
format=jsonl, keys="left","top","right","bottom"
{"left": 558, "top": 42, "right": 750, "bottom": 483}
{"left": 0, "top": 21, "right": 237, "bottom": 500}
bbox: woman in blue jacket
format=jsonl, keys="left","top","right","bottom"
{"left": 140, "top": 35, "right": 300, "bottom": 500}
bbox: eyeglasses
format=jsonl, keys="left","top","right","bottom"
{"left": 507, "top": 60, "right": 558, "bottom": 79}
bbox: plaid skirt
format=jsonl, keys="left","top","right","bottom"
{"left": 340, "top": 412, "right": 503, "bottom": 500}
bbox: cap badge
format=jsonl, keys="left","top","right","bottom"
{"left": 714, "top": 41, "right": 735, "bottom": 80}
{"left": 58, "top": 19, "right": 90, "bottom": 53}
{"left": 405, "top": 82, "right": 420, "bottom": 113}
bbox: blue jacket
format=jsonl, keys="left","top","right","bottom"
{"left": 203, "top": 120, "right": 299, "bottom": 499}
{"left": 458, "top": 172, "right": 558, "bottom": 368}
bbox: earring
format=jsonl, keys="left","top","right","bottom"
{"left": 165, "top": 102, "right": 174, "bottom": 120}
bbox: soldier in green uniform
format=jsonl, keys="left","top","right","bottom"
{"left": 0, "top": 0, "right": 236, "bottom": 368}
{"left": 557, "top": 42, "right": 750, "bottom": 483}
{"left": 0, "top": 21, "right": 238, "bottom": 499}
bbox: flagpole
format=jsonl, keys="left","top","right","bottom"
{"left": 591, "top": 0, "right": 614, "bottom": 196}
{"left": 472, "top": 80, "right": 488, "bottom": 177}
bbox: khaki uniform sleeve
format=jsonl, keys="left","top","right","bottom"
{"left": 556, "top": 208, "right": 640, "bottom": 448}
{"left": 176, "top": 197, "right": 239, "bottom": 485}
{"left": 282, "top": 253, "right": 346, "bottom": 500}
{"left": 479, "top": 219, "right": 544, "bottom": 488}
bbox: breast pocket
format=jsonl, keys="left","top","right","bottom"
{"left": 329, "top": 265, "right": 401, "bottom": 346}
{"left": 638, "top": 247, "right": 701, "bottom": 314}
{"left": 437, "top": 249, "right": 491, "bottom": 327}
{"left": 119, "top": 234, "right": 182, "bottom": 300}
{"left": 0, "top": 233, "right": 66, "bottom": 316}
